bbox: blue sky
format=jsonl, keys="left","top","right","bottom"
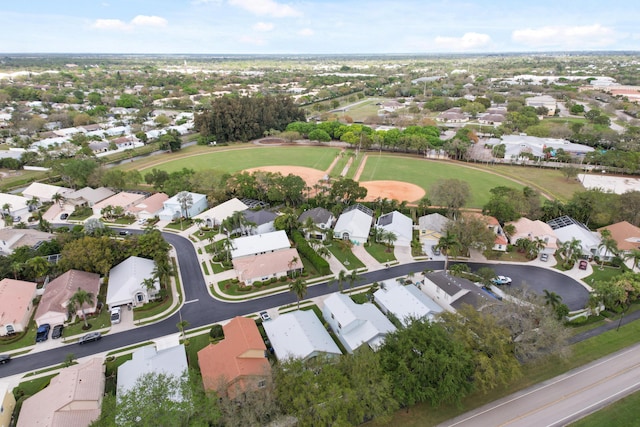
{"left": 1, "top": 0, "right": 638, "bottom": 54}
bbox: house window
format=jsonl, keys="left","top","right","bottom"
{"left": 257, "top": 380, "right": 266, "bottom": 388}
{"left": 338, "top": 322, "right": 342, "bottom": 329}
{"left": 136, "top": 293, "right": 144, "bottom": 303}
{"left": 331, "top": 313, "right": 334, "bottom": 319}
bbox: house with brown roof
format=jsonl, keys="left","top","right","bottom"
{"left": 92, "top": 192, "right": 147, "bottom": 216}
{"left": 198, "top": 316, "right": 271, "bottom": 399}
{"left": 127, "top": 192, "right": 169, "bottom": 220}
{"left": 507, "top": 217, "right": 558, "bottom": 255}
{"left": 16, "top": 358, "right": 105, "bottom": 427}
{"left": 598, "top": 221, "right": 640, "bottom": 267}
{"left": 232, "top": 247, "right": 303, "bottom": 285}
{"left": 464, "top": 212, "right": 508, "bottom": 252}
{"left": 34, "top": 270, "right": 101, "bottom": 327}
{"left": 0, "top": 278, "right": 38, "bottom": 336}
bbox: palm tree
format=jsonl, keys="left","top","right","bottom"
{"left": 2, "top": 203, "right": 11, "bottom": 219}
{"left": 543, "top": 289, "right": 562, "bottom": 310}
{"left": 348, "top": 270, "right": 361, "bottom": 290}
{"left": 436, "top": 231, "right": 460, "bottom": 273}
{"left": 153, "top": 259, "right": 174, "bottom": 289}
{"left": 383, "top": 230, "right": 398, "bottom": 252}
{"left": 624, "top": 249, "right": 640, "bottom": 271}
{"left": 10, "top": 261, "right": 24, "bottom": 280}
{"left": 289, "top": 277, "right": 307, "bottom": 310}
{"left": 177, "top": 318, "right": 190, "bottom": 341}
{"left": 288, "top": 256, "right": 300, "bottom": 278}
{"left": 597, "top": 229, "right": 618, "bottom": 269}
{"left": 26, "top": 256, "right": 50, "bottom": 283}
{"left": 27, "top": 196, "right": 39, "bottom": 213}
{"left": 336, "top": 270, "right": 347, "bottom": 292}
{"left": 561, "top": 238, "right": 582, "bottom": 266}
{"left": 51, "top": 192, "right": 65, "bottom": 207}
{"left": 68, "top": 287, "right": 95, "bottom": 329}
{"left": 316, "top": 245, "right": 331, "bottom": 260}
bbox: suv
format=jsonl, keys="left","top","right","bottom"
{"left": 0, "top": 355, "right": 10, "bottom": 365}
{"left": 60, "top": 213, "right": 69, "bottom": 220}
{"left": 118, "top": 230, "right": 130, "bottom": 236}
{"left": 52, "top": 324, "right": 64, "bottom": 339}
{"left": 78, "top": 332, "right": 102, "bottom": 344}
{"left": 259, "top": 311, "right": 271, "bottom": 322}
{"left": 110, "top": 307, "right": 121, "bottom": 324}
{"left": 35, "top": 324, "right": 51, "bottom": 343}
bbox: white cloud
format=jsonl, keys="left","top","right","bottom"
{"left": 512, "top": 24, "right": 616, "bottom": 47}
{"left": 131, "top": 15, "right": 168, "bottom": 27}
{"left": 228, "top": 0, "right": 302, "bottom": 18}
{"left": 253, "top": 22, "right": 274, "bottom": 32}
{"left": 238, "top": 35, "right": 267, "bottom": 45}
{"left": 434, "top": 32, "right": 491, "bottom": 50}
{"left": 92, "top": 19, "right": 130, "bottom": 31}
{"left": 298, "top": 28, "right": 314, "bottom": 37}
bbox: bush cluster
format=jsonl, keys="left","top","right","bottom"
{"left": 291, "top": 231, "right": 331, "bottom": 275}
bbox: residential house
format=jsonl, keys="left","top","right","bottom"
{"left": 22, "top": 182, "right": 72, "bottom": 204}
{"left": 127, "top": 192, "right": 169, "bottom": 220}
{"left": 525, "top": 95, "right": 557, "bottom": 115}
{"left": 376, "top": 210, "right": 413, "bottom": 247}
{"left": 298, "top": 207, "right": 334, "bottom": 241}
{"left": 0, "top": 381, "right": 16, "bottom": 427}
{"left": 484, "top": 135, "right": 594, "bottom": 161}
{"left": 507, "top": 217, "right": 558, "bottom": 255}
{"left": 233, "top": 247, "right": 302, "bottom": 285}
{"left": 418, "top": 213, "right": 451, "bottom": 253}
{"left": 0, "top": 228, "right": 55, "bottom": 255}
{"left": 465, "top": 212, "right": 508, "bottom": 252}
{"left": 547, "top": 216, "right": 604, "bottom": 259}
{"left": 88, "top": 141, "right": 109, "bottom": 154}
{"left": 0, "top": 193, "right": 29, "bottom": 220}
{"left": 241, "top": 209, "right": 277, "bottom": 235}
{"left": 231, "top": 230, "right": 291, "bottom": 260}
{"left": 598, "top": 221, "right": 640, "bottom": 264}
{"left": 194, "top": 198, "right": 249, "bottom": 228}
{"left": 436, "top": 108, "right": 469, "bottom": 123}
{"left": 92, "top": 192, "right": 148, "bottom": 217}
{"left": 16, "top": 358, "right": 105, "bottom": 427}
{"left": 421, "top": 271, "right": 496, "bottom": 312}
{"left": 34, "top": 270, "right": 101, "bottom": 327}
{"left": 64, "top": 187, "right": 115, "bottom": 208}
{"left": 158, "top": 192, "right": 207, "bottom": 221}
{"left": 197, "top": 316, "right": 271, "bottom": 399}
{"left": 478, "top": 113, "right": 506, "bottom": 125}
{"left": 374, "top": 281, "right": 443, "bottom": 326}
{"left": 333, "top": 204, "right": 374, "bottom": 245}
{"left": 106, "top": 256, "right": 159, "bottom": 308}
{"left": 322, "top": 292, "right": 396, "bottom": 353}
{"left": 117, "top": 344, "right": 188, "bottom": 402}
{"left": 263, "top": 310, "right": 342, "bottom": 361}
{"left": 0, "top": 279, "right": 37, "bottom": 336}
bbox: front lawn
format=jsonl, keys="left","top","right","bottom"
{"left": 365, "top": 242, "right": 397, "bottom": 264}
{"left": 584, "top": 265, "right": 625, "bottom": 285}
{"left": 326, "top": 242, "right": 365, "bottom": 270}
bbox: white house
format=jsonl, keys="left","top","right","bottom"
{"left": 158, "top": 191, "right": 207, "bottom": 221}
{"left": 0, "top": 228, "right": 55, "bottom": 255}
{"left": 322, "top": 292, "right": 396, "bottom": 353}
{"left": 0, "top": 193, "right": 30, "bottom": 220}
{"left": 507, "top": 217, "right": 559, "bottom": 255}
{"left": 374, "top": 281, "right": 443, "bottom": 326}
{"left": 421, "top": 271, "right": 495, "bottom": 312}
{"left": 106, "top": 256, "right": 159, "bottom": 308}
{"left": 194, "top": 198, "right": 249, "bottom": 228}
{"left": 547, "top": 216, "right": 604, "bottom": 259}
{"left": 525, "top": 94, "right": 557, "bottom": 115}
{"left": 117, "top": 344, "right": 188, "bottom": 402}
{"left": 333, "top": 204, "right": 374, "bottom": 245}
{"left": 63, "top": 187, "right": 115, "bottom": 207}
{"left": 298, "top": 207, "right": 334, "bottom": 241}
{"left": 231, "top": 230, "right": 291, "bottom": 259}
{"left": 263, "top": 310, "right": 342, "bottom": 361}
{"left": 21, "top": 182, "right": 72, "bottom": 204}
{"left": 376, "top": 210, "right": 413, "bottom": 247}
{"left": 241, "top": 210, "right": 277, "bottom": 235}
{"left": 128, "top": 192, "right": 169, "bottom": 220}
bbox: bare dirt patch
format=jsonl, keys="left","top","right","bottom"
{"left": 360, "top": 180, "right": 425, "bottom": 203}
{"left": 243, "top": 166, "right": 328, "bottom": 187}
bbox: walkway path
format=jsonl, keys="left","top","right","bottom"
{"left": 352, "top": 154, "right": 368, "bottom": 181}
{"left": 351, "top": 244, "right": 382, "bottom": 271}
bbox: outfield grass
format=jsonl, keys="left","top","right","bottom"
{"left": 569, "top": 390, "right": 640, "bottom": 426}
{"left": 359, "top": 154, "right": 526, "bottom": 208}
{"left": 143, "top": 146, "right": 340, "bottom": 174}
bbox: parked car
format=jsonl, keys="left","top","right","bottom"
{"left": 60, "top": 213, "right": 69, "bottom": 220}
{"left": 110, "top": 307, "right": 121, "bottom": 324}
{"left": 579, "top": 260, "right": 589, "bottom": 270}
{"left": 137, "top": 218, "right": 147, "bottom": 225}
{"left": 12, "top": 216, "right": 21, "bottom": 222}
{"left": 0, "top": 354, "right": 10, "bottom": 364}
{"left": 118, "top": 230, "right": 130, "bottom": 236}
{"left": 78, "top": 332, "right": 102, "bottom": 344}
{"left": 492, "top": 276, "right": 512, "bottom": 285}
{"left": 52, "top": 324, "right": 64, "bottom": 339}
{"left": 35, "top": 323, "right": 51, "bottom": 343}
{"left": 259, "top": 311, "right": 271, "bottom": 322}
{"left": 540, "top": 253, "right": 549, "bottom": 262}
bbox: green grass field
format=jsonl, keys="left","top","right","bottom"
{"left": 359, "top": 154, "right": 526, "bottom": 208}
{"left": 148, "top": 146, "right": 340, "bottom": 174}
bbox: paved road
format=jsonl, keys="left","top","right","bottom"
{"left": 0, "top": 234, "right": 590, "bottom": 378}
{"left": 439, "top": 342, "right": 640, "bottom": 427}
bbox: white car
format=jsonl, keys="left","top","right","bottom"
{"left": 259, "top": 311, "right": 271, "bottom": 321}
{"left": 110, "top": 307, "right": 122, "bottom": 324}
{"left": 492, "top": 276, "right": 512, "bottom": 285}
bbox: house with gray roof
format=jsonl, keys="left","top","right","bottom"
{"left": 421, "top": 271, "right": 496, "bottom": 312}
{"left": 106, "top": 256, "right": 159, "bottom": 308}
{"left": 298, "top": 207, "right": 334, "bottom": 240}
{"left": 376, "top": 210, "right": 413, "bottom": 247}
{"left": 374, "top": 281, "right": 443, "bottom": 326}
{"left": 64, "top": 186, "right": 115, "bottom": 207}
{"left": 333, "top": 204, "right": 374, "bottom": 245}
{"left": 242, "top": 209, "right": 277, "bottom": 235}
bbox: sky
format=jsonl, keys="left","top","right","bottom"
{"left": 1, "top": 0, "right": 638, "bottom": 55}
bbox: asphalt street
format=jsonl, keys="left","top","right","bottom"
{"left": 0, "top": 233, "right": 590, "bottom": 378}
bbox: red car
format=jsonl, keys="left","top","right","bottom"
{"left": 578, "top": 260, "right": 589, "bottom": 270}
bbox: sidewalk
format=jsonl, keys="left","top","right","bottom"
{"left": 351, "top": 244, "right": 382, "bottom": 271}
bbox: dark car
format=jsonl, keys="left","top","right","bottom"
{"left": 52, "top": 324, "right": 64, "bottom": 339}
{"left": 579, "top": 260, "right": 589, "bottom": 270}
{"left": 0, "top": 355, "right": 10, "bottom": 364}
{"left": 35, "top": 324, "right": 51, "bottom": 343}
{"left": 60, "top": 213, "right": 69, "bottom": 220}
{"left": 118, "top": 230, "right": 130, "bottom": 236}
{"left": 78, "top": 332, "right": 102, "bottom": 344}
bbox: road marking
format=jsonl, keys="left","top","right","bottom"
{"left": 184, "top": 299, "right": 199, "bottom": 304}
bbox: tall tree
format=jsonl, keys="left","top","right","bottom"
{"left": 430, "top": 179, "right": 470, "bottom": 216}
{"left": 436, "top": 231, "right": 461, "bottom": 272}
{"left": 289, "top": 277, "right": 307, "bottom": 309}
{"left": 68, "top": 287, "right": 95, "bottom": 329}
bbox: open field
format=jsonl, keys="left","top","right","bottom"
{"left": 147, "top": 146, "right": 340, "bottom": 174}
{"left": 359, "top": 154, "right": 526, "bottom": 208}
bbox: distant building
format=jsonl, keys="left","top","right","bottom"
{"left": 525, "top": 95, "right": 557, "bottom": 115}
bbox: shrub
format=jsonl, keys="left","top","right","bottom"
{"left": 279, "top": 276, "right": 288, "bottom": 282}
{"left": 209, "top": 324, "right": 224, "bottom": 339}
{"left": 253, "top": 281, "right": 263, "bottom": 288}
{"left": 238, "top": 285, "right": 253, "bottom": 292}
{"left": 291, "top": 230, "right": 331, "bottom": 275}
{"left": 270, "top": 277, "right": 278, "bottom": 284}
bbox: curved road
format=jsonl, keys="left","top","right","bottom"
{"left": 0, "top": 233, "right": 589, "bottom": 378}
{"left": 440, "top": 343, "right": 640, "bottom": 427}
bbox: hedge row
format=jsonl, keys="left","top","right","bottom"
{"left": 291, "top": 230, "right": 331, "bottom": 276}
